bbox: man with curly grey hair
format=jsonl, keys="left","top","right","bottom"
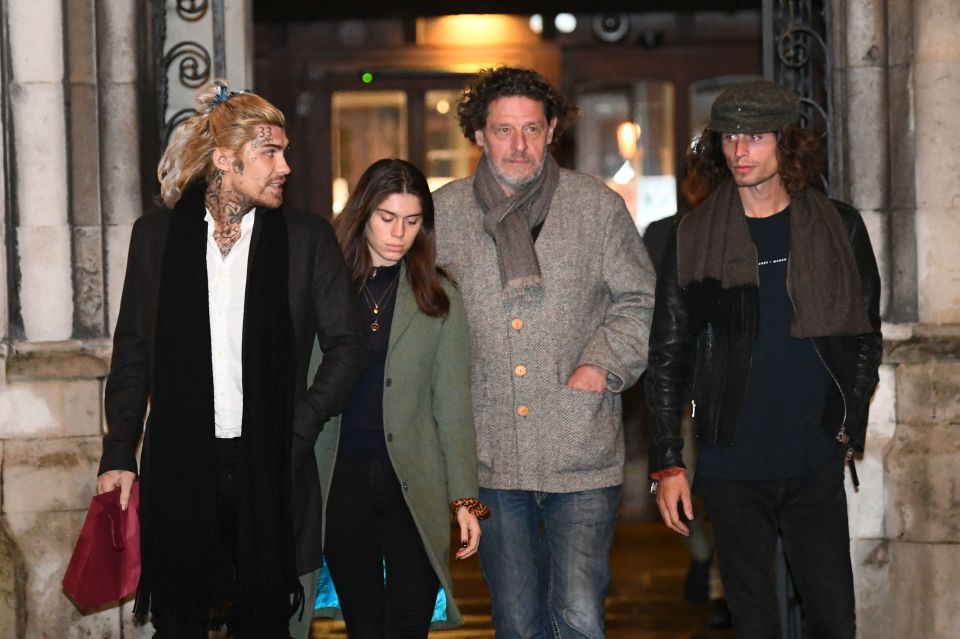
{"left": 95, "top": 81, "right": 366, "bottom": 638}
{"left": 433, "top": 66, "right": 657, "bottom": 638}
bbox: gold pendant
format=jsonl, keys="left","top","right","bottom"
{"left": 370, "top": 321, "right": 380, "bottom": 332}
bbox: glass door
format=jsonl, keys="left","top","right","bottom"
{"left": 576, "top": 82, "right": 677, "bottom": 234}
{"left": 312, "top": 72, "right": 480, "bottom": 216}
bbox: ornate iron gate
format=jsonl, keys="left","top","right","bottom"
{"left": 764, "top": 0, "right": 832, "bottom": 196}
{"left": 157, "top": 0, "right": 228, "bottom": 143}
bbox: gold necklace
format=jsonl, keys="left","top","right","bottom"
{"left": 361, "top": 268, "right": 401, "bottom": 332}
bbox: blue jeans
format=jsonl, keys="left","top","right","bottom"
{"left": 478, "top": 486, "right": 620, "bottom": 639}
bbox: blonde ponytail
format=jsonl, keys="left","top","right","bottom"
{"left": 157, "top": 80, "right": 285, "bottom": 208}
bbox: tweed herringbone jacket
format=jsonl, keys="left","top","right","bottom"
{"left": 434, "top": 169, "right": 657, "bottom": 492}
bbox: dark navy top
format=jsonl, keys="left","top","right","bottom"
{"left": 337, "top": 262, "right": 402, "bottom": 460}
{"left": 697, "top": 207, "right": 842, "bottom": 480}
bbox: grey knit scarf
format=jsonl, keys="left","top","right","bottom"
{"left": 473, "top": 153, "right": 560, "bottom": 302}
{"left": 677, "top": 178, "right": 872, "bottom": 338}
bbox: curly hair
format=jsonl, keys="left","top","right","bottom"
{"left": 157, "top": 80, "right": 285, "bottom": 208}
{"left": 456, "top": 67, "right": 578, "bottom": 144}
{"left": 685, "top": 124, "right": 826, "bottom": 199}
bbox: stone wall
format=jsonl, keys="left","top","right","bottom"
{"left": 833, "top": 1, "right": 960, "bottom": 637}
{"left": 0, "top": 0, "right": 247, "bottom": 636}
{"left": 850, "top": 326, "right": 960, "bottom": 638}
{"left": 0, "top": 0, "right": 145, "bottom": 634}
{"left": 0, "top": 343, "right": 132, "bottom": 637}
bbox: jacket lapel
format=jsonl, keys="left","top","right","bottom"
{"left": 388, "top": 264, "right": 418, "bottom": 352}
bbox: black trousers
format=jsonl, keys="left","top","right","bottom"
{"left": 151, "top": 438, "right": 291, "bottom": 639}
{"left": 324, "top": 458, "right": 440, "bottom": 639}
{"left": 699, "top": 458, "right": 855, "bottom": 639}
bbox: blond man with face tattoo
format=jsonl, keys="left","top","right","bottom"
{"left": 95, "top": 81, "right": 367, "bottom": 638}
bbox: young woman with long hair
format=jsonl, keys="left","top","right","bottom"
{"left": 293, "top": 159, "right": 487, "bottom": 638}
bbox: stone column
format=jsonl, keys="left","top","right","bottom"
{"left": 874, "top": 2, "right": 960, "bottom": 638}
{"left": 841, "top": 1, "right": 960, "bottom": 637}
{"left": 8, "top": 0, "right": 73, "bottom": 340}
{"left": 1, "top": 1, "right": 145, "bottom": 636}
{"left": 67, "top": 0, "right": 106, "bottom": 337}
{"left": 836, "top": 0, "right": 890, "bottom": 315}
{"left": 99, "top": 1, "right": 143, "bottom": 334}
{"left": 913, "top": 0, "right": 960, "bottom": 324}
{"left": 0, "top": 9, "right": 8, "bottom": 344}
{"left": 884, "top": 0, "right": 918, "bottom": 322}
{"left": 225, "top": 0, "right": 255, "bottom": 89}
{"left": 831, "top": 8, "right": 897, "bottom": 633}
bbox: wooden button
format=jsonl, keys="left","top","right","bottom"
{"left": 511, "top": 318, "right": 524, "bottom": 330}
{"left": 517, "top": 405, "right": 529, "bottom": 417}
{"left": 514, "top": 365, "right": 527, "bottom": 377}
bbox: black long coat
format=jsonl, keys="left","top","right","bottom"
{"left": 98, "top": 196, "right": 367, "bottom": 575}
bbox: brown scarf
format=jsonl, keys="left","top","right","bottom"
{"left": 473, "top": 153, "right": 560, "bottom": 302}
{"left": 677, "top": 179, "right": 872, "bottom": 338}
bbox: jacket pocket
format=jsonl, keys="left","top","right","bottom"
{"left": 548, "top": 379, "right": 617, "bottom": 473}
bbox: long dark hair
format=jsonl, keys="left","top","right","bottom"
{"left": 684, "top": 124, "right": 826, "bottom": 200}
{"left": 334, "top": 158, "right": 450, "bottom": 318}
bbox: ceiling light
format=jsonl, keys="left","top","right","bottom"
{"left": 555, "top": 13, "right": 577, "bottom": 34}
{"left": 529, "top": 14, "right": 543, "bottom": 35}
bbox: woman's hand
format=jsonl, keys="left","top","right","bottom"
{"left": 454, "top": 507, "right": 481, "bottom": 559}
{"left": 96, "top": 470, "right": 137, "bottom": 511}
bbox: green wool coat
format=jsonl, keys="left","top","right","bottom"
{"left": 292, "top": 268, "right": 478, "bottom": 636}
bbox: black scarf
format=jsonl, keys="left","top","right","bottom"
{"left": 135, "top": 185, "right": 300, "bottom": 631}
{"left": 474, "top": 153, "right": 560, "bottom": 302}
{"left": 677, "top": 179, "right": 872, "bottom": 338}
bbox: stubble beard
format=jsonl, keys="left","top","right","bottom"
{"left": 486, "top": 153, "right": 546, "bottom": 193}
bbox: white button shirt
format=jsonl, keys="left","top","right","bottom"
{"left": 205, "top": 209, "right": 256, "bottom": 439}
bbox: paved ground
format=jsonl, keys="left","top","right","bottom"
{"left": 308, "top": 519, "right": 735, "bottom": 639}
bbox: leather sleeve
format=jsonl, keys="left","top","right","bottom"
{"left": 645, "top": 224, "right": 690, "bottom": 474}
{"left": 837, "top": 202, "right": 883, "bottom": 451}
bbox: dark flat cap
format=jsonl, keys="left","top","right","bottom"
{"left": 709, "top": 80, "right": 801, "bottom": 133}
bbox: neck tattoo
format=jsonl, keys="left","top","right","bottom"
{"left": 205, "top": 170, "right": 253, "bottom": 257}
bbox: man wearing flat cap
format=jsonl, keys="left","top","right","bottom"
{"left": 644, "top": 79, "right": 882, "bottom": 637}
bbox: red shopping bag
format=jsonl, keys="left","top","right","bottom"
{"left": 62, "top": 481, "right": 141, "bottom": 611}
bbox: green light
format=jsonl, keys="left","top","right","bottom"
{"left": 361, "top": 72, "right": 374, "bottom": 84}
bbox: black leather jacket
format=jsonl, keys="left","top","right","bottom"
{"left": 645, "top": 200, "right": 883, "bottom": 475}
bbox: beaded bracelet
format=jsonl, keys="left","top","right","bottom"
{"left": 450, "top": 497, "right": 490, "bottom": 520}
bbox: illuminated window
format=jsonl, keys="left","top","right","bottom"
{"left": 576, "top": 82, "right": 676, "bottom": 234}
